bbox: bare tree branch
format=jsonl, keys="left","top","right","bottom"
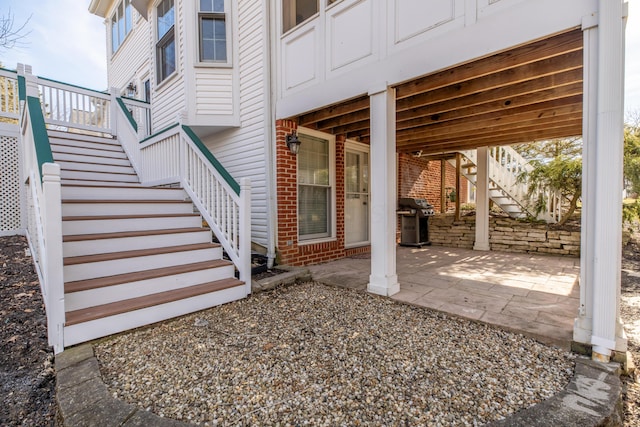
{"left": 0, "top": 9, "right": 32, "bottom": 51}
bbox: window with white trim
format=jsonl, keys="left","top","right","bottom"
{"left": 297, "top": 132, "right": 335, "bottom": 241}
{"left": 156, "top": 0, "right": 176, "bottom": 83}
{"left": 198, "top": 0, "right": 229, "bottom": 63}
{"left": 111, "top": 0, "right": 133, "bottom": 54}
{"left": 283, "top": 0, "right": 318, "bottom": 33}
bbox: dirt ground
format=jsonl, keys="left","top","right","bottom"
{"left": 0, "top": 234, "right": 638, "bottom": 426}
{"left": 0, "top": 236, "right": 56, "bottom": 426}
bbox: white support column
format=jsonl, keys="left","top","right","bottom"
{"left": 474, "top": 146, "right": 490, "bottom": 251}
{"left": 574, "top": 15, "right": 599, "bottom": 348}
{"left": 367, "top": 85, "right": 399, "bottom": 296}
{"left": 589, "top": 0, "right": 626, "bottom": 362}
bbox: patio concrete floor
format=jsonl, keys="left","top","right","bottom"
{"left": 307, "top": 246, "right": 580, "bottom": 350}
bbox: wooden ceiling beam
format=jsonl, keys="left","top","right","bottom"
{"left": 398, "top": 122, "right": 582, "bottom": 152}
{"left": 396, "top": 96, "right": 582, "bottom": 132}
{"left": 397, "top": 84, "right": 583, "bottom": 125}
{"left": 396, "top": 118, "right": 582, "bottom": 147}
{"left": 397, "top": 73, "right": 582, "bottom": 122}
{"left": 395, "top": 29, "right": 583, "bottom": 99}
{"left": 297, "top": 96, "right": 369, "bottom": 127}
{"left": 396, "top": 111, "right": 582, "bottom": 142}
{"left": 314, "top": 108, "right": 370, "bottom": 130}
{"left": 396, "top": 51, "right": 582, "bottom": 112}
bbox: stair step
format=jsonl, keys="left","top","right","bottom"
{"left": 53, "top": 151, "right": 132, "bottom": 166}
{"left": 57, "top": 160, "right": 136, "bottom": 175}
{"left": 48, "top": 135, "right": 122, "bottom": 149}
{"left": 65, "top": 259, "right": 230, "bottom": 293}
{"left": 49, "top": 136, "right": 123, "bottom": 152}
{"left": 60, "top": 169, "right": 139, "bottom": 182}
{"left": 63, "top": 227, "right": 209, "bottom": 242}
{"left": 63, "top": 279, "right": 247, "bottom": 346}
{"left": 61, "top": 184, "right": 186, "bottom": 200}
{"left": 65, "top": 278, "right": 244, "bottom": 326}
{"left": 51, "top": 143, "right": 128, "bottom": 159}
{"left": 62, "top": 213, "right": 202, "bottom": 235}
{"left": 64, "top": 242, "right": 219, "bottom": 266}
{"left": 63, "top": 242, "right": 222, "bottom": 282}
{"left": 61, "top": 199, "right": 194, "bottom": 217}
{"left": 48, "top": 130, "right": 117, "bottom": 145}
{"left": 62, "top": 227, "right": 211, "bottom": 257}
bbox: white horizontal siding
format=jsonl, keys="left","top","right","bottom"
{"left": 195, "top": 71, "right": 234, "bottom": 115}
{"left": 107, "top": 8, "right": 152, "bottom": 94}
{"left": 202, "top": 0, "right": 269, "bottom": 246}
{"left": 153, "top": 0, "right": 187, "bottom": 130}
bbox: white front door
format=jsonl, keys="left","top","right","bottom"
{"left": 345, "top": 144, "right": 370, "bottom": 246}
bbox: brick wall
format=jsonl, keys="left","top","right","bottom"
{"left": 398, "top": 154, "right": 468, "bottom": 212}
{"left": 275, "top": 122, "right": 353, "bottom": 266}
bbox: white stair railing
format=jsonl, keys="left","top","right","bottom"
{"left": 37, "top": 77, "right": 111, "bottom": 135}
{"left": 116, "top": 105, "right": 252, "bottom": 291}
{"left": 0, "top": 67, "right": 20, "bottom": 123}
{"left": 460, "top": 146, "right": 562, "bottom": 223}
{"left": 19, "top": 65, "right": 65, "bottom": 353}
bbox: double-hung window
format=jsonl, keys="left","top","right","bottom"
{"left": 156, "top": 0, "right": 176, "bottom": 83}
{"left": 298, "top": 132, "right": 335, "bottom": 241}
{"left": 111, "top": 0, "right": 132, "bottom": 54}
{"left": 198, "top": 0, "right": 228, "bottom": 63}
{"left": 282, "top": 0, "right": 318, "bottom": 33}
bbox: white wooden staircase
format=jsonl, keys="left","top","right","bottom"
{"left": 451, "top": 147, "right": 561, "bottom": 222}
{"left": 49, "top": 130, "right": 246, "bottom": 346}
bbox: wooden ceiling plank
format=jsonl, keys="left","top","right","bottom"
{"left": 395, "top": 29, "right": 583, "bottom": 99}
{"left": 397, "top": 85, "right": 583, "bottom": 125}
{"left": 396, "top": 112, "right": 583, "bottom": 142}
{"left": 396, "top": 60, "right": 583, "bottom": 114}
{"left": 314, "top": 109, "right": 370, "bottom": 130}
{"left": 398, "top": 123, "right": 582, "bottom": 152}
{"left": 397, "top": 71, "right": 582, "bottom": 119}
{"left": 297, "top": 96, "right": 369, "bottom": 126}
{"left": 396, "top": 97, "right": 582, "bottom": 132}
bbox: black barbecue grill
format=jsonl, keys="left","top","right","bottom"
{"left": 397, "top": 198, "right": 435, "bottom": 247}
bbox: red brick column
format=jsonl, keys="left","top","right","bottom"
{"left": 275, "top": 120, "right": 298, "bottom": 265}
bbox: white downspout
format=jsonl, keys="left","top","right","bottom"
{"left": 264, "top": 0, "right": 277, "bottom": 268}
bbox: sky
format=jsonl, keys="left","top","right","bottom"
{"left": 0, "top": 0, "right": 639, "bottom": 115}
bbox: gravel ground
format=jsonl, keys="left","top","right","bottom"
{"left": 620, "top": 239, "right": 640, "bottom": 426}
{"left": 95, "top": 282, "right": 575, "bottom": 426}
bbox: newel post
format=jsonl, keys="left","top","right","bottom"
{"left": 239, "top": 177, "right": 252, "bottom": 293}
{"left": 42, "top": 163, "right": 65, "bottom": 353}
{"left": 109, "top": 87, "right": 119, "bottom": 136}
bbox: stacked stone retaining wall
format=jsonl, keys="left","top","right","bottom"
{"left": 428, "top": 214, "right": 581, "bottom": 257}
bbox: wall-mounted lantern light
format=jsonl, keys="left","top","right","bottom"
{"left": 126, "top": 82, "right": 137, "bottom": 98}
{"left": 286, "top": 130, "right": 301, "bottom": 155}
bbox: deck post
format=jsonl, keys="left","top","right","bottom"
{"left": 42, "top": 163, "right": 65, "bottom": 353}
{"left": 474, "top": 146, "right": 490, "bottom": 251}
{"left": 367, "top": 85, "right": 399, "bottom": 296}
{"left": 590, "top": 0, "right": 626, "bottom": 362}
{"left": 575, "top": 0, "right": 627, "bottom": 363}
